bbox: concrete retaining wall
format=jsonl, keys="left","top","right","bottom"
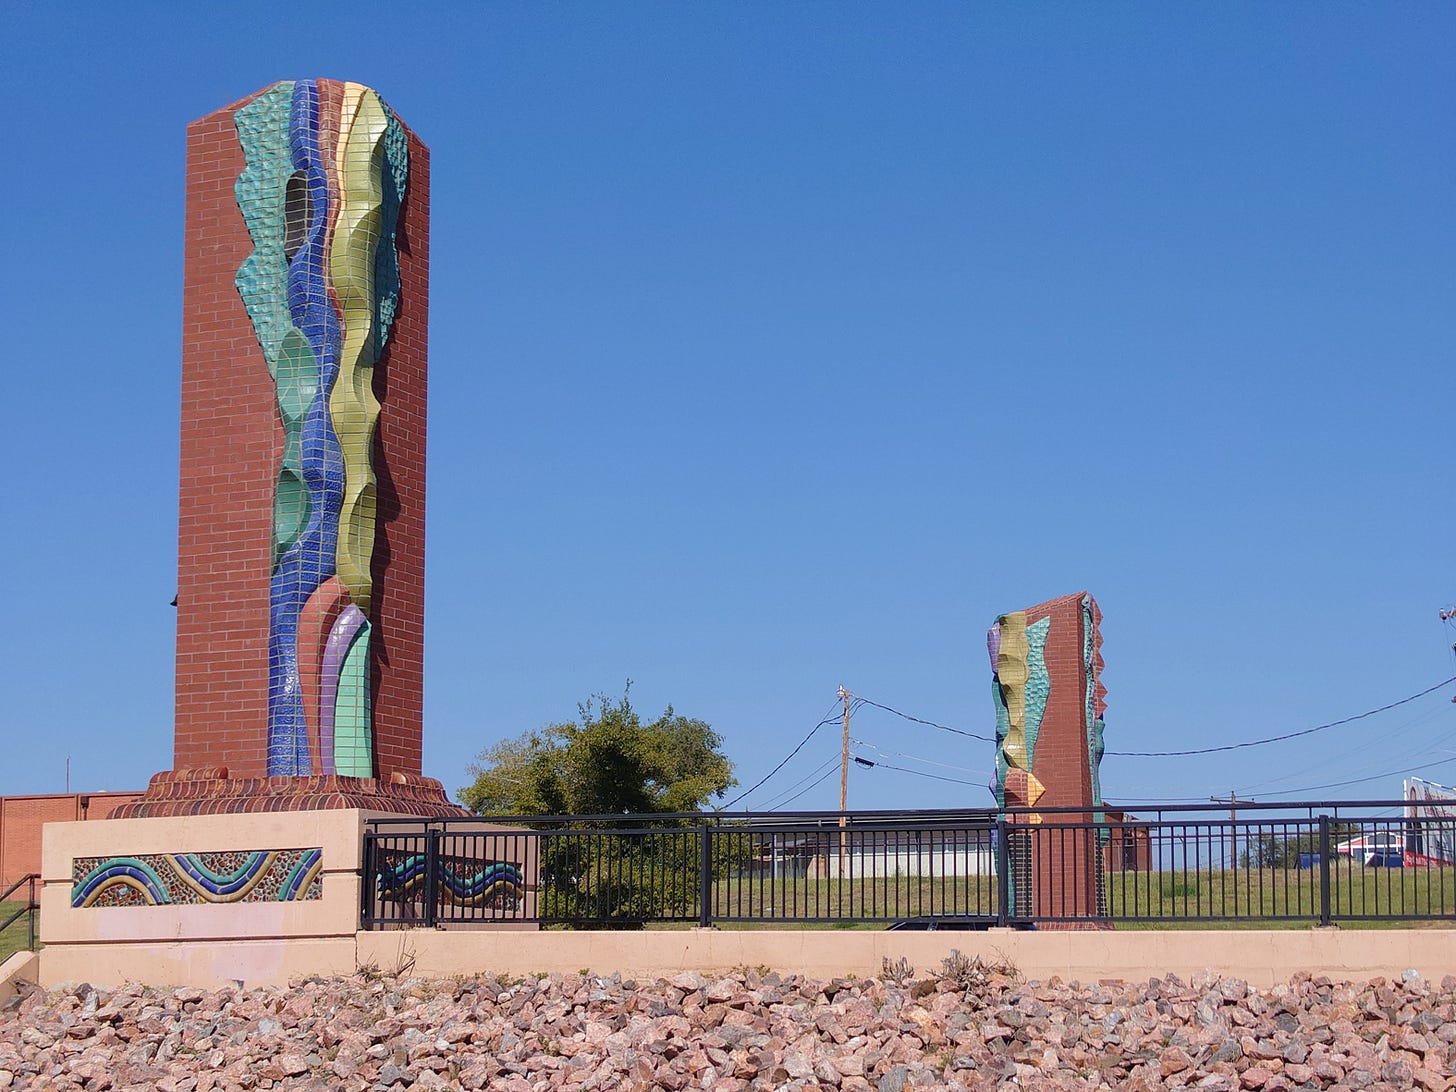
{"left": 26, "top": 925, "right": 1456, "bottom": 990}
{"left": 356, "top": 926, "right": 1456, "bottom": 990}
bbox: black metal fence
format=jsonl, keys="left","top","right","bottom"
{"left": 361, "top": 801, "right": 1456, "bottom": 930}
{"left": 0, "top": 875, "right": 39, "bottom": 952}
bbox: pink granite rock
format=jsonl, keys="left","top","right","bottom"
{"left": 5, "top": 965, "right": 1456, "bottom": 1090}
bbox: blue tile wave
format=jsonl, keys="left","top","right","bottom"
{"left": 267, "top": 79, "right": 345, "bottom": 775}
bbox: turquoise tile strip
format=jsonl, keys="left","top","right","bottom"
{"left": 1023, "top": 616, "right": 1051, "bottom": 767}
{"left": 233, "top": 83, "right": 296, "bottom": 372}
{"left": 1083, "top": 596, "right": 1105, "bottom": 813}
{"left": 235, "top": 83, "right": 320, "bottom": 571}
{"left": 172, "top": 851, "right": 273, "bottom": 896}
{"left": 374, "top": 103, "right": 408, "bottom": 353}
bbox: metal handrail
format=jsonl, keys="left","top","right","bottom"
{"left": 364, "top": 799, "right": 1428, "bottom": 831}
{"left": 361, "top": 801, "right": 1456, "bottom": 931}
{"left": 365, "top": 807, "right": 1000, "bottom": 828}
{"left": 0, "top": 874, "right": 39, "bottom": 953}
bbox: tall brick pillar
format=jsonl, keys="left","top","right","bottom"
{"left": 116, "top": 79, "right": 460, "bottom": 817}
{"left": 989, "top": 592, "right": 1108, "bottom": 924}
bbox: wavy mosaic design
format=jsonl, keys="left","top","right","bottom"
{"left": 1023, "top": 616, "right": 1051, "bottom": 766}
{"left": 234, "top": 79, "right": 408, "bottom": 776}
{"left": 1083, "top": 595, "right": 1106, "bottom": 813}
{"left": 72, "top": 849, "right": 323, "bottom": 907}
{"left": 377, "top": 855, "right": 524, "bottom": 909}
{"left": 990, "top": 596, "right": 1108, "bottom": 813}
{"left": 298, "top": 576, "right": 351, "bottom": 769}
{"left": 236, "top": 86, "right": 317, "bottom": 572}
{"left": 375, "top": 106, "right": 408, "bottom": 353}
{"left": 330, "top": 87, "right": 387, "bottom": 613}
{"left": 990, "top": 612, "right": 1028, "bottom": 809}
{"left": 990, "top": 594, "right": 1109, "bottom": 919}
{"left": 234, "top": 83, "right": 296, "bottom": 370}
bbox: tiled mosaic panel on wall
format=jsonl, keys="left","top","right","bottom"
{"left": 71, "top": 849, "right": 323, "bottom": 907}
{"left": 375, "top": 852, "right": 525, "bottom": 910}
{"left": 233, "top": 78, "right": 409, "bottom": 778}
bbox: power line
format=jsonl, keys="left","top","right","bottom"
{"left": 1233, "top": 703, "right": 1450, "bottom": 795}
{"left": 1112, "top": 704, "right": 1454, "bottom": 802}
{"left": 771, "top": 764, "right": 843, "bottom": 810}
{"left": 850, "top": 677, "right": 1455, "bottom": 762}
{"left": 851, "top": 737, "right": 985, "bottom": 776}
{"left": 850, "top": 751, "right": 985, "bottom": 787}
{"left": 1107, "top": 795, "right": 1226, "bottom": 805}
{"left": 1259, "top": 754, "right": 1456, "bottom": 798}
{"left": 720, "top": 699, "right": 859, "bottom": 810}
{"left": 851, "top": 694, "right": 996, "bottom": 742}
{"left": 755, "top": 755, "right": 841, "bottom": 809}
{"left": 1108, "top": 676, "right": 1456, "bottom": 758}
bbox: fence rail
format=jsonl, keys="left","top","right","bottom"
{"left": 0, "top": 875, "right": 39, "bottom": 953}
{"left": 361, "top": 801, "right": 1456, "bottom": 930}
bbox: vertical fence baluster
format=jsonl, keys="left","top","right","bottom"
{"left": 996, "top": 818, "right": 1009, "bottom": 926}
{"left": 1319, "top": 815, "right": 1332, "bottom": 927}
{"left": 751, "top": 832, "right": 762, "bottom": 920}
{"left": 361, "top": 830, "right": 374, "bottom": 928}
{"left": 423, "top": 826, "right": 440, "bottom": 929}
{"left": 698, "top": 824, "right": 712, "bottom": 928}
{"left": 885, "top": 827, "right": 896, "bottom": 926}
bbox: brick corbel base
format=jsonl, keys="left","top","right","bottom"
{"left": 107, "top": 768, "right": 469, "bottom": 818}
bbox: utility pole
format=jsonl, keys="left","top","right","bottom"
{"left": 838, "top": 685, "right": 851, "bottom": 878}
{"left": 1440, "top": 607, "right": 1456, "bottom": 702}
{"left": 1211, "top": 792, "right": 1240, "bottom": 869}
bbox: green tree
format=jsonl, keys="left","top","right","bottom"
{"left": 1239, "top": 824, "right": 1357, "bottom": 869}
{"left": 458, "top": 689, "right": 736, "bottom": 817}
{"left": 458, "top": 689, "right": 741, "bottom": 926}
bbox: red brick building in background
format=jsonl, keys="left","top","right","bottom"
{"left": 0, "top": 794, "right": 143, "bottom": 887}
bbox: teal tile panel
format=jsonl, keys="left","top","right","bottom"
{"left": 333, "top": 620, "right": 374, "bottom": 777}
{"left": 233, "top": 82, "right": 295, "bottom": 374}
{"left": 374, "top": 101, "right": 409, "bottom": 353}
{"left": 1023, "top": 616, "right": 1051, "bottom": 767}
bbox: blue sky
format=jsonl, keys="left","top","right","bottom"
{"left": 3, "top": 4, "right": 1453, "bottom": 813}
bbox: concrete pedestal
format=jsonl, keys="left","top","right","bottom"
{"left": 40, "top": 809, "right": 379, "bottom": 987}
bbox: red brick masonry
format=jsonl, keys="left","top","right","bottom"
{"left": 108, "top": 770, "right": 467, "bottom": 818}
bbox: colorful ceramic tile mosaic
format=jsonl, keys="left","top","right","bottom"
{"left": 988, "top": 593, "right": 1109, "bottom": 919}
{"left": 375, "top": 853, "right": 524, "bottom": 910}
{"left": 989, "top": 593, "right": 1107, "bottom": 813}
{"left": 71, "top": 849, "right": 323, "bottom": 907}
{"left": 234, "top": 79, "right": 409, "bottom": 777}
